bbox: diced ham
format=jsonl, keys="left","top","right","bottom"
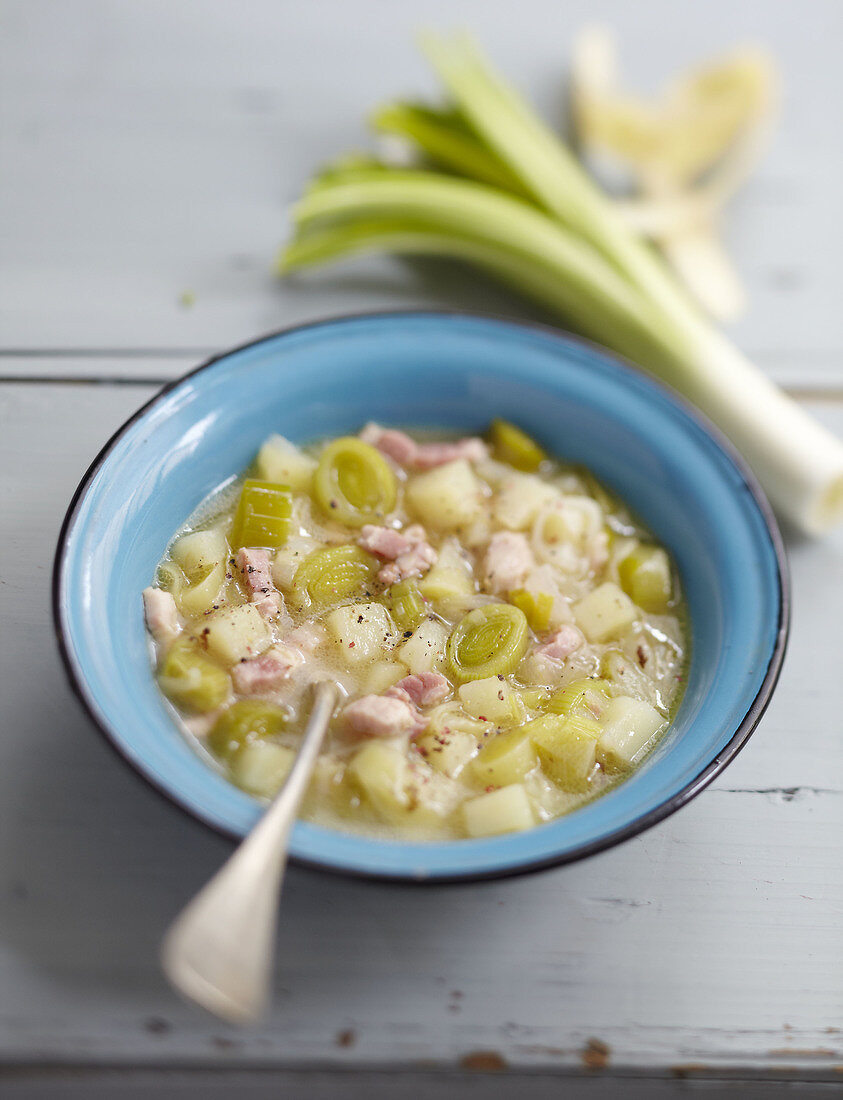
{"left": 285, "top": 621, "right": 327, "bottom": 653}
{"left": 358, "top": 524, "right": 413, "bottom": 560}
{"left": 360, "top": 423, "right": 417, "bottom": 465}
{"left": 359, "top": 522, "right": 437, "bottom": 585}
{"left": 360, "top": 423, "right": 488, "bottom": 470}
{"left": 342, "top": 693, "right": 428, "bottom": 740}
{"left": 390, "top": 672, "right": 451, "bottom": 708}
{"left": 236, "top": 548, "right": 274, "bottom": 599}
{"left": 232, "top": 644, "right": 303, "bottom": 694}
{"left": 482, "top": 532, "right": 535, "bottom": 595}
{"left": 378, "top": 540, "right": 437, "bottom": 586}
{"left": 535, "top": 624, "right": 584, "bottom": 662}
{"left": 413, "top": 438, "right": 489, "bottom": 469}
{"left": 143, "top": 587, "right": 182, "bottom": 647}
{"left": 237, "top": 547, "right": 285, "bottom": 620}
{"left": 253, "top": 592, "right": 283, "bottom": 620}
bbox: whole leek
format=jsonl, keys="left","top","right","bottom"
{"left": 280, "top": 34, "right": 843, "bottom": 535}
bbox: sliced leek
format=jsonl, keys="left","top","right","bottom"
{"left": 447, "top": 603, "right": 529, "bottom": 683}
{"left": 313, "top": 436, "right": 398, "bottom": 527}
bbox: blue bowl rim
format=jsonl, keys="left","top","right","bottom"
{"left": 51, "top": 309, "right": 790, "bottom": 883}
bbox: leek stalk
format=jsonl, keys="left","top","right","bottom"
{"left": 280, "top": 34, "right": 843, "bottom": 535}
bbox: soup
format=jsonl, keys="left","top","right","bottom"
{"left": 143, "top": 420, "right": 688, "bottom": 839}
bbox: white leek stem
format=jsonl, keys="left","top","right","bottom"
{"left": 679, "top": 320, "right": 843, "bottom": 534}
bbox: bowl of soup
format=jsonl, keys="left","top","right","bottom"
{"left": 53, "top": 312, "right": 788, "bottom": 881}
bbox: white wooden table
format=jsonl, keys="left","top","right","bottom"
{"left": 1, "top": 3, "right": 841, "bottom": 1096}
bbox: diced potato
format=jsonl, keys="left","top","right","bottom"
{"left": 598, "top": 695, "right": 666, "bottom": 768}
{"left": 425, "top": 701, "right": 489, "bottom": 741}
{"left": 171, "top": 529, "right": 227, "bottom": 576}
{"left": 536, "top": 495, "right": 604, "bottom": 547}
{"left": 271, "top": 535, "right": 323, "bottom": 590}
{"left": 346, "top": 741, "right": 409, "bottom": 822}
{"left": 230, "top": 740, "right": 295, "bottom": 797}
{"left": 456, "top": 513, "right": 492, "bottom": 550}
{"left": 618, "top": 545, "right": 673, "bottom": 613}
{"left": 202, "top": 604, "right": 271, "bottom": 664}
{"left": 574, "top": 582, "right": 637, "bottom": 642}
{"left": 493, "top": 475, "right": 558, "bottom": 531}
{"left": 458, "top": 676, "right": 525, "bottom": 725}
{"left": 418, "top": 539, "right": 476, "bottom": 611}
{"left": 302, "top": 755, "right": 357, "bottom": 819}
{"left": 395, "top": 618, "right": 449, "bottom": 674}
{"left": 471, "top": 728, "right": 538, "bottom": 786}
{"left": 462, "top": 784, "right": 535, "bottom": 837}
{"left": 416, "top": 728, "right": 478, "bottom": 778}
{"left": 361, "top": 659, "right": 406, "bottom": 695}
{"left": 256, "top": 434, "right": 317, "bottom": 491}
{"left": 347, "top": 741, "right": 458, "bottom": 828}
{"left": 324, "top": 603, "right": 395, "bottom": 665}
{"left": 527, "top": 714, "right": 600, "bottom": 790}
{"left": 405, "top": 460, "right": 483, "bottom": 529}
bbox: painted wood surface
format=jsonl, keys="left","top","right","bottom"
{"left": 0, "top": 0, "right": 841, "bottom": 1094}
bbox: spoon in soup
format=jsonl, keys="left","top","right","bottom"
{"left": 161, "top": 679, "right": 338, "bottom": 1022}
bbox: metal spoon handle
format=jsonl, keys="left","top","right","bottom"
{"left": 161, "top": 680, "right": 338, "bottom": 1023}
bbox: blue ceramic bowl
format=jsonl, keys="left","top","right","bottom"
{"left": 53, "top": 312, "right": 788, "bottom": 881}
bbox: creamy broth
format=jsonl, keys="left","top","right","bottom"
{"left": 143, "top": 421, "right": 688, "bottom": 840}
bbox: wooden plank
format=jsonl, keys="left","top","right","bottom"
{"left": 1, "top": 0, "right": 843, "bottom": 389}
{"left": 3, "top": 1067, "right": 843, "bottom": 1100}
{"left": 0, "top": 381, "right": 841, "bottom": 1076}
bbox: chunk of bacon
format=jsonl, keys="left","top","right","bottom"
{"left": 359, "top": 522, "right": 437, "bottom": 585}
{"left": 360, "top": 423, "right": 488, "bottom": 470}
{"left": 236, "top": 548, "right": 274, "bottom": 598}
{"left": 143, "top": 587, "right": 182, "bottom": 648}
{"left": 358, "top": 524, "right": 413, "bottom": 560}
{"left": 342, "top": 693, "right": 428, "bottom": 740}
{"left": 253, "top": 593, "right": 283, "bottom": 620}
{"left": 389, "top": 672, "right": 451, "bottom": 708}
{"left": 482, "top": 531, "right": 535, "bottom": 595}
{"left": 378, "top": 541, "right": 437, "bottom": 586}
{"left": 232, "top": 644, "right": 303, "bottom": 694}
{"left": 236, "top": 547, "right": 284, "bottom": 619}
{"left": 412, "top": 438, "right": 489, "bottom": 469}
{"left": 285, "top": 621, "right": 327, "bottom": 653}
{"left": 534, "top": 624, "right": 584, "bottom": 662}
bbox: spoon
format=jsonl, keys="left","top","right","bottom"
{"left": 161, "top": 679, "right": 338, "bottom": 1023}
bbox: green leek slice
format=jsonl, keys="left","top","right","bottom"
{"left": 292, "top": 545, "right": 379, "bottom": 610}
{"left": 489, "top": 418, "right": 546, "bottom": 471}
{"left": 383, "top": 579, "right": 427, "bottom": 632}
{"left": 447, "top": 603, "right": 529, "bottom": 683}
{"left": 231, "top": 480, "right": 292, "bottom": 549}
{"left": 208, "top": 700, "right": 288, "bottom": 761}
{"left": 313, "top": 437, "right": 398, "bottom": 527}
{"left": 158, "top": 639, "right": 230, "bottom": 713}
{"left": 508, "top": 588, "right": 553, "bottom": 633}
